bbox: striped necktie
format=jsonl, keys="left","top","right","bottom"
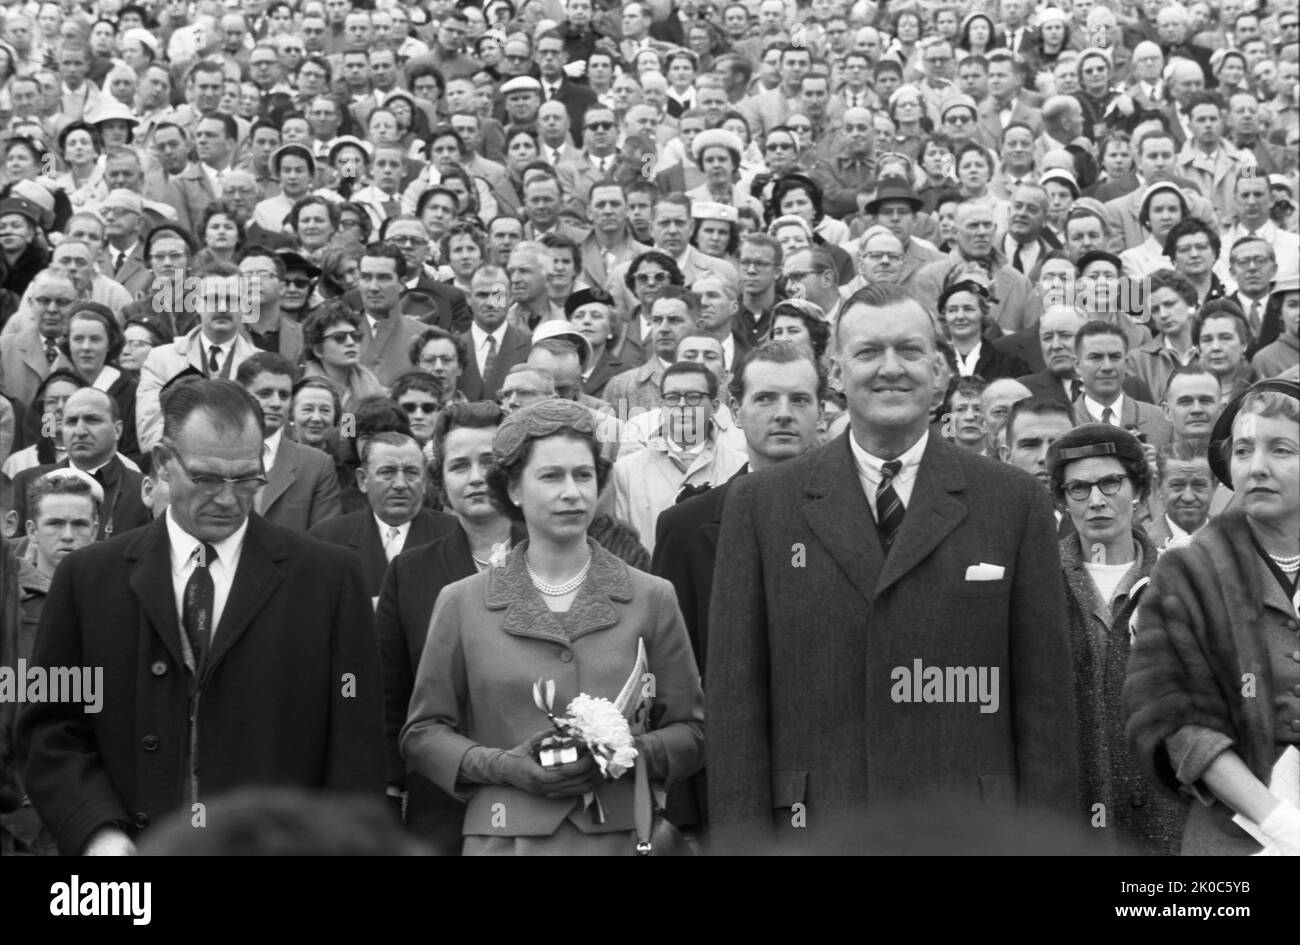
{"left": 877, "top": 459, "right": 905, "bottom": 550}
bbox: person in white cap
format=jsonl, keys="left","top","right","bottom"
{"left": 686, "top": 128, "right": 764, "bottom": 219}
{"left": 500, "top": 75, "right": 545, "bottom": 127}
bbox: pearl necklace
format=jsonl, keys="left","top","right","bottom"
{"left": 1270, "top": 552, "right": 1300, "bottom": 573}
{"left": 527, "top": 553, "right": 592, "bottom": 596}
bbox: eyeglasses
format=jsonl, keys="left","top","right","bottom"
{"left": 387, "top": 235, "right": 425, "bottom": 246}
{"left": 283, "top": 276, "right": 314, "bottom": 288}
{"left": 150, "top": 251, "right": 188, "bottom": 263}
{"left": 945, "top": 113, "right": 972, "bottom": 125}
{"left": 925, "top": 57, "right": 952, "bottom": 65}
{"left": 497, "top": 386, "right": 548, "bottom": 402}
{"left": 765, "top": 140, "right": 794, "bottom": 151}
{"left": 399, "top": 401, "right": 439, "bottom": 414}
{"left": 33, "top": 295, "right": 75, "bottom": 306}
{"left": 339, "top": 219, "right": 364, "bottom": 230}
{"left": 1231, "top": 255, "right": 1272, "bottom": 269}
{"left": 662, "top": 391, "right": 711, "bottom": 406}
{"left": 634, "top": 270, "right": 670, "bottom": 285}
{"left": 165, "top": 444, "right": 267, "bottom": 497}
{"left": 784, "top": 268, "right": 826, "bottom": 280}
{"left": 843, "top": 123, "right": 872, "bottom": 132}
{"left": 1062, "top": 474, "right": 1128, "bottom": 502}
{"left": 324, "top": 330, "right": 362, "bottom": 343}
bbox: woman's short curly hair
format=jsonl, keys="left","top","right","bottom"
{"left": 484, "top": 400, "right": 612, "bottom": 523}
{"left": 302, "top": 305, "right": 362, "bottom": 360}
{"left": 426, "top": 400, "right": 505, "bottom": 504}
{"left": 768, "top": 173, "right": 825, "bottom": 226}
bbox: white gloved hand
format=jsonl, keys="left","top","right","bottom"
{"left": 83, "top": 825, "right": 138, "bottom": 856}
{"left": 563, "top": 60, "right": 587, "bottom": 78}
{"left": 1257, "top": 802, "right": 1300, "bottom": 856}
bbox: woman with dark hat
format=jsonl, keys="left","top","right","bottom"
{"left": 938, "top": 278, "right": 1030, "bottom": 381}
{"left": 1125, "top": 378, "right": 1300, "bottom": 855}
{"left": 1048, "top": 422, "right": 1186, "bottom": 854}
{"left": 401, "top": 399, "right": 704, "bottom": 855}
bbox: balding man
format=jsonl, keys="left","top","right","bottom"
{"left": 10, "top": 389, "right": 149, "bottom": 541}
{"left": 813, "top": 106, "right": 877, "bottom": 217}
{"left": 707, "top": 282, "right": 1077, "bottom": 850}
{"left": 1036, "top": 95, "right": 1085, "bottom": 165}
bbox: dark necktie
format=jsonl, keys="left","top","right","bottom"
{"left": 1070, "top": 378, "right": 1082, "bottom": 401}
{"left": 384, "top": 198, "right": 400, "bottom": 218}
{"left": 43, "top": 336, "right": 59, "bottom": 364}
{"left": 876, "top": 460, "right": 905, "bottom": 550}
{"left": 208, "top": 344, "right": 222, "bottom": 376}
{"left": 114, "top": 251, "right": 127, "bottom": 274}
{"left": 1012, "top": 243, "right": 1026, "bottom": 274}
{"left": 482, "top": 334, "right": 498, "bottom": 382}
{"left": 182, "top": 543, "right": 217, "bottom": 672}
{"left": 1101, "top": 406, "right": 1115, "bottom": 426}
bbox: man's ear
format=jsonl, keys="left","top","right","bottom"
{"left": 152, "top": 446, "right": 170, "bottom": 483}
{"left": 2, "top": 510, "right": 20, "bottom": 540}
{"left": 354, "top": 466, "right": 368, "bottom": 491}
{"left": 998, "top": 443, "right": 1011, "bottom": 463}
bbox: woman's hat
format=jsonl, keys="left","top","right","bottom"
{"left": 691, "top": 128, "right": 744, "bottom": 161}
{"left": 563, "top": 286, "right": 615, "bottom": 317}
{"left": 691, "top": 201, "right": 739, "bottom": 223}
{"left": 1040, "top": 167, "right": 1080, "bottom": 198}
{"left": 493, "top": 399, "right": 596, "bottom": 469}
{"left": 1207, "top": 378, "right": 1300, "bottom": 488}
{"left": 1047, "top": 422, "right": 1146, "bottom": 497}
{"left": 938, "top": 278, "right": 992, "bottom": 313}
{"left": 86, "top": 98, "right": 139, "bottom": 127}
{"left": 271, "top": 143, "right": 317, "bottom": 176}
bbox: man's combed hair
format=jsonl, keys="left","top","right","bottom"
{"left": 160, "top": 379, "right": 262, "bottom": 443}
{"left": 728, "top": 339, "right": 828, "bottom": 404}
{"left": 27, "top": 471, "right": 99, "bottom": 522}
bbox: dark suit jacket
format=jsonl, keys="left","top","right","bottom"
{"left": 258, "top": 437, "right": 342, "bottom": 532}
{"left": 18, "top": 514, "right": 385, "bottom": 855}
{"left": 548, "top": 78, "right": 599, "bottom": 147}
{"left": 11, "top": 454, "right": 150, "bottom": 542}
{"left": 374, "top": 521, "right": 526, "bottom": 852}
{"left": 455, "top": 325, "right": 531, "bottom": 402}
{"left": 992, "top": 319, "right": 1044, "bottom": 374}
{"left": 107, "top": 243, "right": 152, "bottom": 301}
{"left": 583, "top": 345, "right": 631, "bottom": 399}
{"left": 970, "top": 338, "right": 1033, "bottom": 382}
{"left": 342, "top": 274, "right": 471, "bottom": 335}
{"left": 705, "top": 432, "right": 1078, "bottom": 847}
{"left": 308, "top": 507, "right": 457, "bottom": 597}
{"left": 169, "top": 163, "right": 218, "bottom": 236}
{"left": 243, "top": 222, "right": 296, "bottom": 250}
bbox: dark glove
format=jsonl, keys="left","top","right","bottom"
{"left": 488, "top": 731, "right": 602, "bottom": 799}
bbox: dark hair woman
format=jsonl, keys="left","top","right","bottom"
{"left": 401, "top": 399, "right": 704, "bottom": 855}
{"left": 375, "top": 400, "right": 522, "bottom": 852}
{"left": 59, "top": 301, "right": 140, "bottom": 464}
{"left": 1125, "top": 380, "right": 1300, "bottom": 855}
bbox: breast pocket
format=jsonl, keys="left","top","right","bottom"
{"left": 954, "top": 579, "right": 1008, "bottom": 599}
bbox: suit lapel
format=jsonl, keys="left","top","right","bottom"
{"left": 205, "top": 517, "right": 286, "bottom": 676}
{"left": 127, "top": 519, "right": 186, "bottom": 671}
{"left": 876, "top": 437, "right": 968, "bottom": 597}
{"left": 801, "top": 435, "right": 881, "bottom": 604}
{"left": 258, "top": 438, "right": 300, "bottom": 514}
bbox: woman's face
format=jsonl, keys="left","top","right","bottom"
{"left": 922, "top": 142, "right": 952, "bottom": 178}
{"left": 695, "top": 219, "right": 732, "bottom": 257}
{"left": 1147, "top": 193, "right": 1184, "bottom": 241}
{"left": 958, "top": 151, "right": 991, "bottom": 191}
{"left": 507, "top": 434, "right": 599, "bottom": 543}
{"left": 316, "top": 319, "right": 361, "bottom": 367}
{"left": 968, "top": 18, "right": 990, "bottom": 45}
{"left": 442, "top": 178, "right": 470, "bottom": 211}
{"left": 292, "top": 387, "right": 337, "bottom": 447}
{"left": 204, "top": 213, "right": 239, "bottom": 251}
{"left": 774, "top": 224, "right": 811, "bottom": 256}
{"left": 1102, "top": 139, "right": 1131, "bottom": 179}
{"left": 447, "top": 232, "right": 482, "bottom": 277}
{"left": 700, "top": 145, "right": 735, "bottom": 185}
{"left": 1231, "top": 411, "right": 1300, "bottom": 526}
{"left": 1044, "top": 181, "right": 1074, "bottom": 224}
{"left": 507, "top": 133, "right": 538, "bottom": 171}
{"left": 1218, "top": 58, "right": 1245, "bottom": 87}
{"left": 893, "top": 94, "right": 922, "bottom": 126}
{"left": 943, "top": 291, "right": 983, "bottom": 341}
{"left": 1041, "top": 20, "right": 1065, "bottom": 45}
{"left": 68, "top": 316, "right": 110, "bottom": 378}
{"left": 413, "top": 74, "right": 441, "bottom": 101}
{"left": 429, "top": 135, "right": 461, "bottom": 173}
{"left": 780, "top": 187, "right": 815, "bottom": 223}
{"left": 897, "top": 13, "right": 920, "bottom": 41}
{"left": 334, "top": 255, "right": 360, "bottom": 289}
{"left": 632, "top": 261, "right": 670, "bottom": 306}
{"left": 279, "top": 155, "right": 312, "bottom": 196}
{"left": 667, "top": 57, "right": 695, "bottom": 90}
{"left": 296, "top": 204, "right": 334, "bottom": 247}
{"left": 64, "top": 129, "right": 96, "bottom": 165}
{"left": 5, "top": 146, "right": 38, "bottom": 180}
{"left": 1063, "top": 456, "right": 1134, "bottom": 551}
{"left": 442, "top": 424, "right": 499, "bottom": 521}
{"left": 119, "top": 324, "right": 157, "bottom": 372}
{"left": 770, "top": 314, "right": 812, "bottom": 353}
{"left": 722, "top": 117, "right": 749, "bottom": 144}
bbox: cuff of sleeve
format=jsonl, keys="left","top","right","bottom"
{"left": 1166, "top": 724, "right": 1234, "bottom": 806}
{"left": 455, "top": 745, "right": 506, "bottom": 797}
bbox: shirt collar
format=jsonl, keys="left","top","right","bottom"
{"left": 373, "top": 512, "right": 411, "bottom": 540}
{"left": 848, "top": 428, "right": 928, "bottom": 484}
{"left": 166, "top": 507, "right": 249, "bottom": 577}
{"left": 1165, "top": 514, "right": 1193, "bottom": 541}
{"left": 263, "top": 426, "right": 283, "bottom": 470}
{"left": 1083, "top": 392, "right": 1125, "bottom": 422}
{"left": 471, "top": 322, "right": 507, "bottom": 346}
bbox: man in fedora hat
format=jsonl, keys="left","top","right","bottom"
{"left": 862, "top": 177, "right": 942, "bottom": 290}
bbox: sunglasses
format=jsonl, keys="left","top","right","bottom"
{"left": 634, "top": 271, "right": 670, "bottom": 284}
{"left": 324, "top": 330, "right": 362, "bottom": 343}
{"left": 283, "top": 276, "right": 314, "bottom": 288}
{"left": 400, "top": 401, "right": 439, "bottom": 414}
{"left": 585, "top": 121, "right": 614, "bottom": 130}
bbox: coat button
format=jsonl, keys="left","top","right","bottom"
{"left": 1292, "top": 651, "right": 1300, "bottom": 663}
{"left": 150, "top": 661, "right": 167, "bottom": 676}
{"left": 1130, "top": 791, "right": 1145, "bottom": 808}
{"left": 560, "top": 651, "right": 573, "bottom": 662}
{"left": 1294, "top": 685, "right": 1300, "bottom": 697}
{"left": 133, "top": 812, "right": 149, "bottom": 829}
{"left": 1291, "top": 720, "right": 1300, "bottom": 734}
{"left": 142, "top": 735, "right": 160, "bottom": 751}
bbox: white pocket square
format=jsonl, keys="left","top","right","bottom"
{"left": 964, "top": 563, "right": 1005, "bottom": 581}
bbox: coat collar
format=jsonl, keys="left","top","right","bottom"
{"left": 1059, "top": 527, "right": 1155, "bottom": 625}
{"left": 484, "top": 538, "right": 632, "bottom": 645}
{"left": 802, "top": 431, "right": 968, "bottom": 601}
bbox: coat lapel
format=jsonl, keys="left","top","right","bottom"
{"left": 875, "top": 436, "right": 968, "bottom": 598}
{"left": 126, "top": 519, "right": 186, "bottom": 671}
{"left": 258, "top": 438, "right": 300, "bottom": 514}
{"left": 800, "top": 434, "right": 882, "bottom": 605}
{"left": 205, "top": 516, "right": 286, "bottom": 677}
{"left": 486, "top": 539, "right": 629, "bottom": 645}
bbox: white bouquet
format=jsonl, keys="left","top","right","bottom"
{"left": 532, "top": 680, "right": 638, "bottom": 780}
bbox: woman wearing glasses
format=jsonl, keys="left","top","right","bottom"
{"left": 301, "top": 306, "right": 387, "bottom": 413}
{"left": 1125, "top": 379, "right": 1300, "bottom": 855}
{"left": 1048, "top": 423, "right": 1185, "bottom": 854}
{"left": 401, "top": 399, "right": 704, "bottom": 855}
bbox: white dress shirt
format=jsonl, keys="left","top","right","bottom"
{"left": 849, "top": 428, "right": 929, "bottom": 520}
{"left": 262, "top": 427, "right": 283, "bottom": 474}
{"left": 167, "top": 508, "right": 247, "bottom": 642}
{"left": 1082, "top": 393, "right": 1125, "bottom": 425}
{"left": 470, "top": 322, "right": 508, "bottom": 376}
{"left": 374, "top": 514, "right": 411, "bottom": 561}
